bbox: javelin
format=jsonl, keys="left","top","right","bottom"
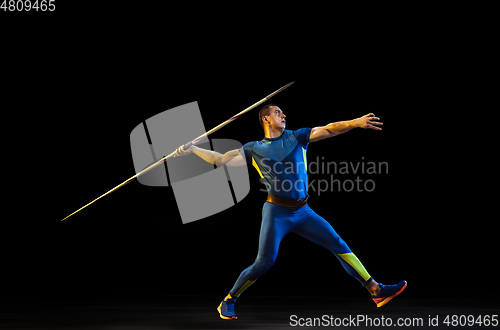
{"left": 61, "top": 81, "right": 295, "bottom": 221}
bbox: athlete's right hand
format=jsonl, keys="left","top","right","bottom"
{"left": 174, "top": 145, "right": 194, "bottom": 157}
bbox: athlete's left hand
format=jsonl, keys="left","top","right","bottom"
{"left": 355, "top": 113, "right": 383, "bottom": 130}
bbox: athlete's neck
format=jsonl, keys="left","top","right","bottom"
{"left": 264, "top": 127, "right": 285, "bottom": 139}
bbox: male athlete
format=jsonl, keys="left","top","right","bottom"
{"left": 175, "top": 104, "right": 406, "bottom": 320}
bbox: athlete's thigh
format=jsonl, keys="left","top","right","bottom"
{"left": 256, "top": 202, "right": 295, "bottom": 262}
{"left": 291, "top": 207, "right": 351, "bottom": 254}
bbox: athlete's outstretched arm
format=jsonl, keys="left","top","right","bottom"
{"left": 175, "top": 145, "right": 246, "bottom": 166}
{"left": 309, "top": 113, "right": 383, "bottom": 142}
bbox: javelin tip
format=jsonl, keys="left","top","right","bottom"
{"left": 265, "top": 81, "right": 295, "bottom": 100}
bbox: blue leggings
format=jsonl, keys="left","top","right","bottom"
{"left": 229, "top": 202, "right": 372, "bottom": 298}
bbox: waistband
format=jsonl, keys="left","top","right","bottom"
{"left": 266, "top": 194, "right": 310, "bottom": 209}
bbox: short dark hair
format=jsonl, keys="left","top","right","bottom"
{"left": 258, "top": 104, "right": 277, "bottom": 128}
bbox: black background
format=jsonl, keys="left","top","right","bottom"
{"left": 1, "top": 3, "right": 496, "bottom": 310}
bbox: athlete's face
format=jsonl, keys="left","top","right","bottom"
{"left": 264, "top": 106, "right": 286, "bottom": 129}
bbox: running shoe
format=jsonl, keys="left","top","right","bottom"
{"left": 372, "top": 280, "right": 407, "bottom": 307}
{"left": 217, "top": 298, "right": 237, "bottom": 320}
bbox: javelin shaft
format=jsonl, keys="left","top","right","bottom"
{"left": 182, "top": 81, "right": 295, "bottom": 148}
{"left": 62, "top": 81, "right": 294, "bottom": 221}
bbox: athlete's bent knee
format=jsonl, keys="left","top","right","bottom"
{"left": 251, "top": 256, "right": 274, "bottom": 278}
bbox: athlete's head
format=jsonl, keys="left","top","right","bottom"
{"left": 259, "top": 104, "right": 286, "bottom": 131}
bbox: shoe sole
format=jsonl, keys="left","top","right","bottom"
{"left": 217, "top": 302, "right": 237, "bottom": 320}
{"left": 373, "top": 281, "right": 407, "bottom": 308}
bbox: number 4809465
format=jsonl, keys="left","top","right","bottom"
{"left": 1, "top": 0, "right": 56, "bottom": 11}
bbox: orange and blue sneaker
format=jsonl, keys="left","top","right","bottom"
{"left": 217, "top": 296, "right": 237, "bottom": 320}
{"left": 372, "top": 280, "right": 407, "bottom": 307}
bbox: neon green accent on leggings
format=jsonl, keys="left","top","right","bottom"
{"left": 338, "top": 253, "right": 371, "bottom": 281}
{"left": 234, "top": 280, "right": 256, "bottom": 297}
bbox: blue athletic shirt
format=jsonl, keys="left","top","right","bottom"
{"left": 239, "top": 128, "right": 312, "bottom": 201}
